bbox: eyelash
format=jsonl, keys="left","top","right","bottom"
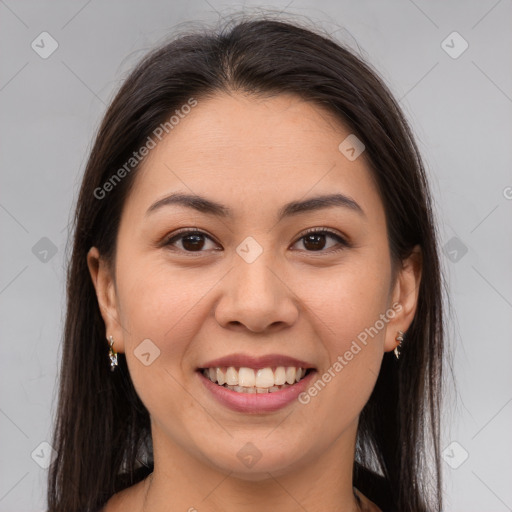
{"left": 163, "top": 227, "right": 349, "bottom": 255}
{"left": 296, "top": 227, "right": 349, "bottom": 253}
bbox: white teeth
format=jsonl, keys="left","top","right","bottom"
{"left": 238, "top": 367, "right": 256, "bottom": 387}
{"left": 274, "top": 366, "right": 286, "bottom": 385}
{"left": 216, "top": 367, "right": 226, "bottom": 386}
{"left": 226, "top": 366, "right": 238, "bottom": 386}
{"left": 255, "top": 368, "right": 275, "bottom": 388}
{"left": 202, "top": 365, "right": 310, "bottom": 392}
{"left": 285, "top": 367, "right": 296, "bottom": 385}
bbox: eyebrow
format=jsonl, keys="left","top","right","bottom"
{"left": 146, "top": 192, "right": 365, "bottom": 220}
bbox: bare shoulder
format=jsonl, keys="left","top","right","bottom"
{"left": 100, "top": 479, "right": 146, "bottom": 512}
{"left": 354, "top": 487, "right": 383, "bottom": 512}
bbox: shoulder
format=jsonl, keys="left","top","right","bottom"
{"left": 353, "top": 463, "right": 396, "bottom": 511}
{"left": 98, "top": 479, "right": 146, "bottom": 512}
{"left": 354, "top": 487, "right": 383, "bottom": 512}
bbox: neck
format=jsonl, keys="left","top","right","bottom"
{"left": 141, "top": 420, "right": 362, "bottom": 512}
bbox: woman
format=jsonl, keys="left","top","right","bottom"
{"left": 48, "top": 16, "right": 445, "bottom": 512}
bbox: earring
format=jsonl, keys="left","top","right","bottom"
{"left": 394, "top": 330, "right": 404, "bottom": 359}
{"left": 108, "top": 335, "right": 118, "bottom": 371}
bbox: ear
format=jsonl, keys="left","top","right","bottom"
{"left": 86, "top": 247, "right": 125, "bottom": 353}
{"left": 384, "top": 245, "right": 422, "bottom": 354}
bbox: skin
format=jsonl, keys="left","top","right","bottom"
{"left": 88, "top": 92, "right": 422, "bottom": 512}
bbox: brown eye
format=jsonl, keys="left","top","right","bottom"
{"left": 165, "top": 230, "right": 219, "bottom": 252}
{"left": 303, "top": 233, "right": 327, "bottom": 251}
{"left": 181, "top": 233, "right": 206, "bottom": 251}
{"left": 292, "top": 229, "right": 348, "bottom": 252}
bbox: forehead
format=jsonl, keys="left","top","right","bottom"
{"left": 123, "top": 92, "right": 384, "bottom": 224}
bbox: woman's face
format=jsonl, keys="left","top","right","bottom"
{"left": 89, "top": 92, "right": 420, "bottom": 479}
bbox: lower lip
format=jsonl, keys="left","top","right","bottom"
{"left": 198, "top": 369, "right": 317, "bottom": 413}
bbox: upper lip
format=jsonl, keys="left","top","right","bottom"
{"left": 199, "top": 353, "right": 316, "bottom": 370}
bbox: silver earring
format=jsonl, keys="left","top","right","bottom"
{"left": 394, "top": 330, "right": 404, "bottom": 359}
{"left": 108, "top": 335, "right": 118, "bottom": 371}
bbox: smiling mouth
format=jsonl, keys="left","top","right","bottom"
{"left": 199, "top": 366, "right": 315, "bottom": 393}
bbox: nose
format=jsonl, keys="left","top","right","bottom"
{"left": 214, "top": 252, "right": 299, "bottom": 333}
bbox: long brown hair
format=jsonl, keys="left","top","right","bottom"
{"left": 48, "top": 15, "right": 446, "bottom": 511}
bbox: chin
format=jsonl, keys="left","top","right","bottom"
{"left": 198, "top": 442, "right": 309, "bottom": 481}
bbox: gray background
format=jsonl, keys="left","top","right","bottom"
{"left": 1, "top": 1, "right": 511, "bottom": 510}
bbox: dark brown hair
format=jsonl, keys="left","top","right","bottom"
{"left": 48, "top": 15, "right": 445, "bottom": 512}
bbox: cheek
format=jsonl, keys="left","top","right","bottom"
{"left": 114, "top": 261, "right": 209, "bottom": 424}
{"left": 116, "top": 257, "right": 213, "bottom": 340}
{"left": 293, "top": 258, "right": 390, "bottom": 417}
{"left": 113, "top": 259, "right": 218, "bottom": 403}
{"left": 297, "top": 258, "right": 391, "bottom": 350}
